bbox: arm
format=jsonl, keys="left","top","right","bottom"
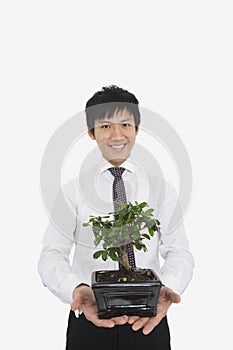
{"left": 38, "top": 180, "right": 82, "bottom": 304}
{"left": 38, "top": 181, "right": 128, "bottom": 327}
{"left": 128, "top": 182, "right": 194, "bottom": 333}
{"left": 158, "top": 182, "right": 194, "bottom": 294}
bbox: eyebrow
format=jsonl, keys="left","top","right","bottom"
{"left": 97, "top": 118, "right": 133, "bottom": 124}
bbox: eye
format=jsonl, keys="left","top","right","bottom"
{"left": 122, "top": 123, "right": 131, "bottom": 127}
{"left": 100, "top": 124, "right": 111, "bottom": 129}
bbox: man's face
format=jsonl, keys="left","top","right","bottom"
{"left": 88, "top": 108, "right": 139, "bottom": 167}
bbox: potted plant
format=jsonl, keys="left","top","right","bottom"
{"left": 83, "top": 201, "right": 162, "bottom": 319}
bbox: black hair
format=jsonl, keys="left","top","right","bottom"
{"left": 85, "top": 85, "right": 140, "bottom": 135}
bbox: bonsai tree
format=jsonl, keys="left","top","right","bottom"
{"left": 83, "top": 201, "right": 160, "bottom": 272}
{"left": 83, "top": 202, "right": 162, "bottom": 318}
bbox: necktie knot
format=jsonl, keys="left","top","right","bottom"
{"left": 108, "top": 167, "right": 125, "bottom": 178}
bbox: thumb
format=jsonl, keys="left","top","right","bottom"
{"left": 162, "top": 287, "right": 181, "bottom": 303}
{"left": 167, "top": 290, "right": 181, "bottom": 304}
{"left": 71, "top": 290, "right": 83, "bottom": 311}
{"left": 71, "top": 296, "right": 81, "bottom": 311}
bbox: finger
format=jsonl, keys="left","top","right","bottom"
{"left": 142, "top": 315, "right": 162, "bottom": 335}
{"left": 128, "top": 316, "right": 140, "bottom": 324}
{"left": 94, "top": 318, "right": 115, "bottom": 328}
{"left": 91, "top": 316, "right": 115, "bottom": 328}
{"left": 111, "top": 315, "right": 129, "bottom": 325}
{"left": 131, "top": 317, "right": 149, "bottom": 331}
{"left": 83, "top": 309, "right": 115, "bottom": 328}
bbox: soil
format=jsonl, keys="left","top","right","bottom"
{"left": 96, "top": 268, "right": 157, "bottom": 283}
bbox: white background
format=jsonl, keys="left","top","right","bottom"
{"left": 1, "top": 1, "right": 232, "bottom": 349}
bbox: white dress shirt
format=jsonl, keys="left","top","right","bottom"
{"left": 38, "top": 157, "right": 194, "bottom": 305}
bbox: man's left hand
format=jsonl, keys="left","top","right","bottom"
{"left": 128, "top": 286, "right": 181, "bottom": 335}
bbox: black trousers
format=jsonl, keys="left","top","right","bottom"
{"left": 66, "top": 311, "right": 171, "bottom": 350}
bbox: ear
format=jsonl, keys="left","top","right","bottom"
{"left": 88, "top": 129, "right": 96, "bottom": 140}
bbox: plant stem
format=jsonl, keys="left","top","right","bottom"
{"left": 118, "top": 246, "right": 131, "bottom": 271}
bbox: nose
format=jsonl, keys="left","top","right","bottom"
{"left": 110, "top": 125, "right": 124, "bottom": 140}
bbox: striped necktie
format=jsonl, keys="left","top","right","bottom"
{"left": 108, "top": 167, "right": 136, "bottom": 269}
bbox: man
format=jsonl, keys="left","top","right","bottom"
{"left": 38, "top": 85, "right": 194, "bottom": 349}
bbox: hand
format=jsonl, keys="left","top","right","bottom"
{"left": 128, "top": 286, "right": 181, "bottom": 335}
{"left": 71, "top": 285, "right": 128, "bottom": 328}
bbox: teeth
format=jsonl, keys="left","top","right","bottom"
{"left": 110, "top": 145, "right": 125, "bottom": 149}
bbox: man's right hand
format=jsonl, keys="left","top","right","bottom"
{"left": 71, "top": 285, "right": 128, "bottom": 328}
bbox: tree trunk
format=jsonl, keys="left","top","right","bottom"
{"left": 117, "top": 246, "right": 131, "bottom": 271}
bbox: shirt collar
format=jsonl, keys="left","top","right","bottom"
{"left": 98, "top": 157, "right": 137, "bottom": 174}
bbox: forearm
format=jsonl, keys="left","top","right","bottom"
{"left": 158, "top": 184, "right": 194, "bottom": 294}
{"left": 160, "top": 248, "right": 194, "bottom": 294}
{"left": 38, "top": 180, "right": 82, "bottom": 303}
{"left": 38, "top": 247, "right": 82, "bottom": 303}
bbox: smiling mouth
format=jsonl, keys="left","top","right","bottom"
{"left": 109, "top": 144, "right": 127, "bottom": 150}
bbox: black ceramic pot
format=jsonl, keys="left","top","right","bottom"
{"left": 91, "top": 269, "right": 162, "bottom": 319}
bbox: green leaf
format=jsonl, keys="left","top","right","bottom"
{"left": 139, "top": 202, "right": 147, "bottom": 208}
{"left": 93, "top": 250, "right": 105, "bottom": 259}
{"left": 102, "top": 251, "right": 108, "bottom": 261}
{"left": 84, "top": 201, "right": 160, "bottom": 265}
{"left": 94, "top": 237, "right": 102, "bottom": 246}
{"left": 109, "top": 250, "right": 118, "bottom": 261}
{"left": 127, "top": 212, "right": 132, "bottom": 221}
{"left": 150, "top": 223, "right": 158, "bottom": 232}
{"left": 134, "top": 241, "right": 143, "bottom": 250}
{"left": 144, "top": 208, "right": 154, "bottom": 216}
{"left": 149, "top": 228, "right": 155, "bottom": 237}
{"left": 103, "top": 242, "right": 108, "bottom": 249}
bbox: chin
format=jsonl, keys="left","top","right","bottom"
{"left": 109, "top": 157, "right": 127, "bottom": 167}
